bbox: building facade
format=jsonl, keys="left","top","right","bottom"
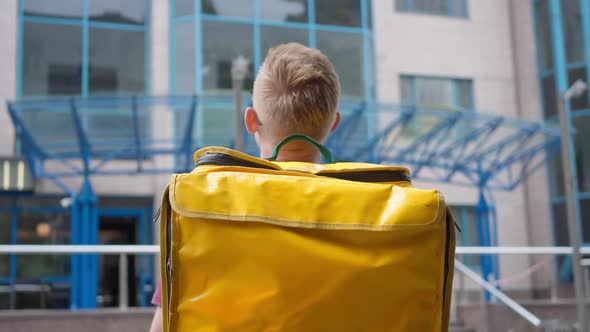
{"left": 0, "top": 0, "right": 585, "bottom": 309}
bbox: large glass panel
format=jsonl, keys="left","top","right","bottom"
{"left": 260, "top": 0, "right": 308, "bottom": 23}
{"left": 175, "top": 21, "right": 196, "bottom": 94}
{"left": 537, "top": 0, "right": 554, "bottom": 70}
{"left": 400, "top": 76, "right": 414, "bottom": 105}
{"left": 16, "top": 210, "right": 70, "bottom": 280}
{"left": 561, "top": 0, "right": 584, "bottom": 64}
{"left": 450, "top": 206, "right": 480, "bottom": 267}
{"left": 23, "top": 0, "right": 83, "bottom": 20}
{"left": 551, "top": 202, "right": 568, "bottom": 268}
{"left": 568, "top": 68, "right": 588, "bottom": 111}
{"left": 412, "top": 0, "right": 448, "bottom": 16}
{"left": 175, "top": 0, "right": 194, "bottom": 17}
{"left": 260, "top": 26, "right": 308, "bottom": 65}
{"left": 573, "top": 115, "right": 590, "bottom": 193}
{"left": 89, "top": 28, "right": 145, "bottom": 94}
{"left": 202, "top": 0, "right": 254, "bottom": 18}
{"left": 456, "top": 80, "right": 473, "bottom": 109}
{"left": 316, "top": 30, "right": 364, "bottom": 99}
{"left": 89, "top": 0, "right": 146, "bottom": 25}
{"left": 549, "top": 149, "right": 565, "bottom": 198}
{"left": 22, "top": 22, "right": 83, "bottom": 96}
{"left": 202, "top": 21, "right": 254, "bottom": 93}
{"left": 581, "top": 198, "right": 590, "bottom": 243}
{"left": 542, "top": 75, "right": 557, "bottom": 119}
{"left": 315, "top": 0, "right": 361, "bottom": 27}
{"left": 0, "top": 212, "right": 11, "bottom": 278}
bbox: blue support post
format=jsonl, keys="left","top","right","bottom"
{"left": 476, "top": 187, "right": 499, "bottom": 301}
{"left": 76, "top": 178, "right": 98, "bottom": 309}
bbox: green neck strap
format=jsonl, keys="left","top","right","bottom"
{"left": 267, "top": 133, "right": 336, "bottom": 163}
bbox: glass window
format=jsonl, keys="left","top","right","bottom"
{"left": 561, "top": 0, "right": 584, "bottom": 64}
{"left": 551, "top": 202, "right": 568, "bottom": 269}
{"left": 89, "top": 0, "right": 146, "bottom": 25}
{"left": 317, "top": 30, "right": 364, "bottom": 98}
{"left": 574, "top": 115, "right": 590, "bottom": 194}
{"left": 537, "top": 0, "right": 554, "bottom": 70}
{"left": 200, "top": 106, "right": 235, "bottom": 146}
{"left": 400, "top": 75, "right": 473, "bottom": 137}
{"left": 202, "top": 0, "right": 255, "bottom": 18}
{"left": 0, "top": 212, "right": 11, "bottom": 278}
{"left": 260, "top": 26, "right": 308, "bottom": 65}
{"left": 581, "top": 198, "right": 590, "bottom": 243}
{"left": 542, "top": 75, "right": 557, "bottom": 119}
{"left": 315, "top": 0, "right": 361, "bottom": 27}
{"left": 22, "top": 22, "right": 83, "bottom": 96}
{"left": 549, "top": 150, "right": 565, "bottom": 198}
{"left": 16, "top": 210, "right": 70, "bottom": 280}
{"left": 415, "top": 77, "right": 455, "bottom": 110}
{"left": 260, "top": 0, "right": 308, "bottom": 22}
{"left": 395, "top": 0, "right": 468, "bottom": 18}
{"left": 23, "top": 0, "right": 83, "bottom": 20}
{"left": 175, "top": 0, "right": 194, "bottom": 17}
{"left": 202, "top": 21, "right": 254, "bottom": 93}
{"left": 175, "top": 21, "right": 197, "bottom": 94}
{"left": 568, "top": 68, "right": 588, "bottom": 111}
{"left": 89, "top": 28, "right": 145, "bottom": 94}
{"left": 457, "top": 80, "right": 472, "bottom": 109}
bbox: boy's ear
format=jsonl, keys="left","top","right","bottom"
{"left": 330, "top": 112, "right": 341, "bottom": 133}
{"left": 244, "top": 107, "right": 260, "bottom": 134}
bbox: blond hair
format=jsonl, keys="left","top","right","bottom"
{"left": 253, "top": 43, "right": 340, "bottom": 136}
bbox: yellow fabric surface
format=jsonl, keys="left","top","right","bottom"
{"left": 161, "top": 148, "right": 455, "bottom": 332}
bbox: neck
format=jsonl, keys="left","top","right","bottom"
{"left": 259, "top": 143, "right": 321, "bottom": 163}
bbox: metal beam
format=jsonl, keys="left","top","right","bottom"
{"left": 69, "top": 99, "right": 91, "bottom": 173}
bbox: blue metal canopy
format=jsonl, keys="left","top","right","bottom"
{"left": 6, "top": 95, "right": 561, "bottom": 192}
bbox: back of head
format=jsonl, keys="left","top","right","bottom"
{"left": 253, "top": 43, "right": 341, "bottom": 139}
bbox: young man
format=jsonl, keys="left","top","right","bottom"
{"left": 149, "top": 42, "right": 341, "bottom": 332}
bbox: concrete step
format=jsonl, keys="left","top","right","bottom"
{"left": 450, "top": 320, "right": 475, "bottom": 332}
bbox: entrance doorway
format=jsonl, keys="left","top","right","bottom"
{"left": 97, "top": 216, "right": 137, "bottom": 307}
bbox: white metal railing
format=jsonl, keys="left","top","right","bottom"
{"left": 0, "top": 245, "right": 587, "bottom": 330}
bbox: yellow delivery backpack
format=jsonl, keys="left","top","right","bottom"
{"left": 159, "top": 134, "right": 456, "bottom": 332}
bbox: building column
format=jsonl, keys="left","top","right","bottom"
{"left": 150, "top": 0, "right": 173, "bottom": 286}
{"left": 0, "top": 0, "right": 18, "bottom": 155}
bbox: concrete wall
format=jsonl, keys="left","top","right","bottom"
{"left": 0, "top": 0, "right": 17, "bottom": 156}
{"left": 372, "top": 0, "right": 539, "bottom": 291}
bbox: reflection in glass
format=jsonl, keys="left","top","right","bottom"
{"left": 537, "top": 0, "right": 554, "bottom": 70}
{"left": 16, "top": 211, "right": 70, "bottom": 279}
{"left": 175, "top": 22, "right": 196, "bottom": 94}
{"left": 574, "top": 116, "right": 590, "bottom": 193}
{"left": 260, "top": 26, "right": 308, "bottom": 64}
{"left": 581, "top": 199, "right": 590, "bottom": 243}
{"left": 260, "top": 0, "right": 308, "bottom": 22}
{"left": 568, "top": 68, "right": 588, "bottom": 111}
{"left": 0, "top": 212, "right": 11, "bottom": 278}
{"left": 396, "top": 0, "right": 466, "bottom": 17}
{"left": 549, "top": 150, "right": 565, "bottom": 198}
{"left": 23, "top": 0, "right": 83, "bottom": 19}
{"left": 561, "top": 0, "right": 584, "bottom": 64}
{"left": 175, "top": 0, "right": 194, "bottom": 17}
{"left": 22, "top": 22, "right": 83, "bottom": 96}
{"left": 315, "top": 0, "right": 361, "bottom": 27}
{"left": 202, "top": 0, "right": 254, "bottom": 18}
{"left": 316, "top": 30, "right": 364, "bottom": 98}
{"left": 202, "top": 21, "right": 254, "bottom": 92}
{"left": 89, "top": 28, "right": 145, "bottom": 94}
{"left": 89, "top": 0, "right": 146, "bottom": 25}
